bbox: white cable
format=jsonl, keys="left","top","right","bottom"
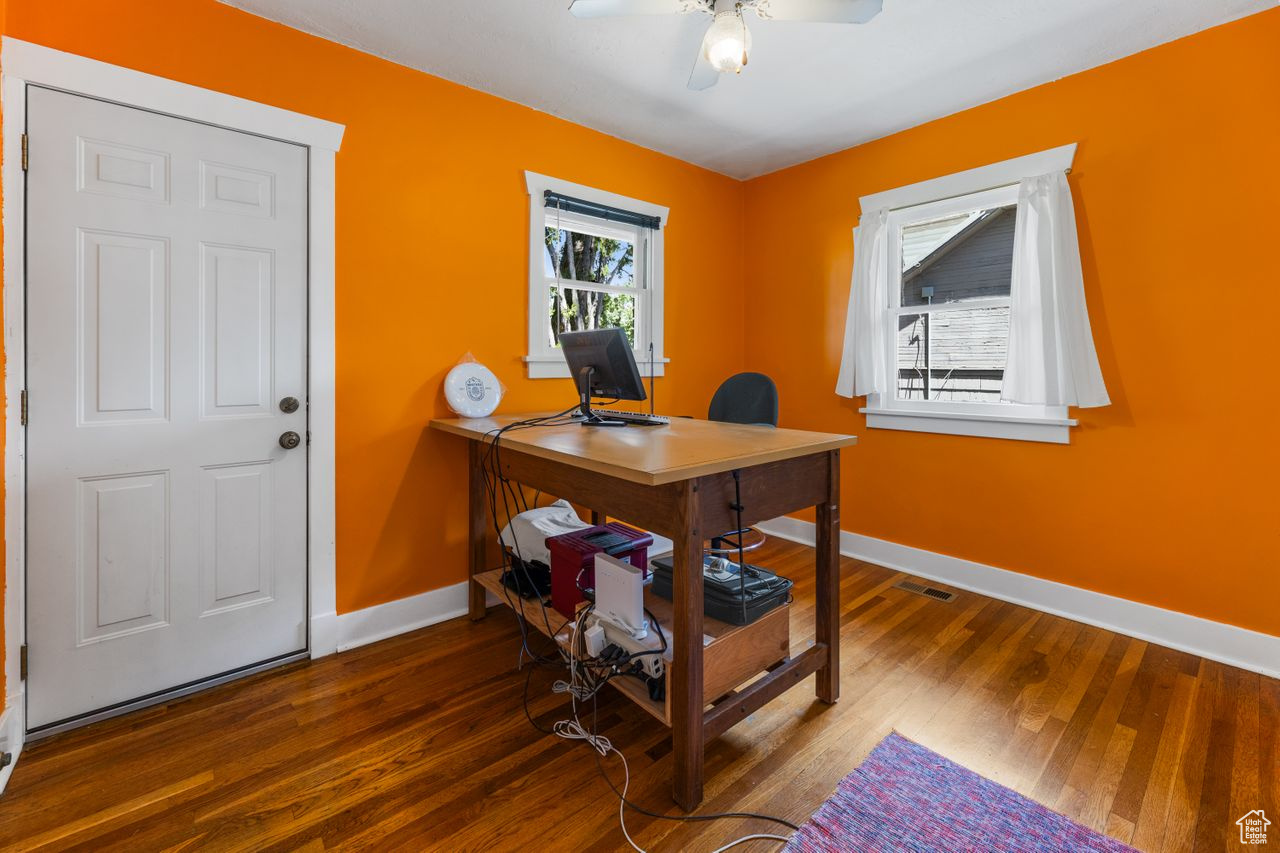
{"left": 552, "top": 604, "right": 791, "bottom": 853}
{"left": 610, "top": 741, "right": 644, "bottom": 853}
{"left": 552, "top": 611, "right": 610, "bottom": 700}
{"left": 707, "top": 834, "right": 792, "bottom": 852}
{"left": 552, "top": 678, "right": 606, "bottom": 701}
{"left": 552, "top": 718, "right": 612, "bottom": 755}
{"left": 554, "top": 630, "right": 645, "bottom": 852}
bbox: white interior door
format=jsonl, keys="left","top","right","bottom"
{"left": 25, "top": 86, "right": 309, "bottom": 730}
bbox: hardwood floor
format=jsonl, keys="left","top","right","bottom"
{"left": 0, "top": 540, "right": 1274, "bottom": 851}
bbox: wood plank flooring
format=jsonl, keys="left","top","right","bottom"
{"left": 0, "top": 540, "right": 1274, "bottom": 851}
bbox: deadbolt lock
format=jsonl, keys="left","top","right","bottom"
{"left": 279, "top": 431, "right": 302, "bottom": 450}
{"left": 279, "top": 396, "right": 300, "bottom": 414}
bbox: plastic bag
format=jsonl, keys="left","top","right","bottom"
{"left": 443, "top": 352, "right": 504, "bottom": 417}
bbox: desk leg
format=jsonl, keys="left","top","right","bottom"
{"left": 468, "top": 440, "right": 488, "bottom": 621}
{"left": 671, "top": 479, "right": 705, "bottom": 811}
{"left": 815, "top": 449, "right": 841, "bottom": 703}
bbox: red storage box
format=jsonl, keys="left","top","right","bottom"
{"left": 548, "top": 523, "right": 653, "bottom": 618}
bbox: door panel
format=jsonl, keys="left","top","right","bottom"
{"left": 26, "top": 86, "right": 309, "bottom": 730}
{"left": 78, "top": 230, "right": 168, "bottom": 424}
{"left": 200, "top": 160, "right": 274, "bottom": 218}
{"left": 200, "top": 461, "right": 275, "bottom": 615}
{"left": 200, "top": 243, "right": 274, "bottom": 417}
{"left": 78, "top": 471, "right": 169, "bottom": 643}
{"left": 78, "top": 137, "right": 170, "bottom": 203}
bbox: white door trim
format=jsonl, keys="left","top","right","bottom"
{"left": 0, "top": 38, "right": 345, "bottom": 763}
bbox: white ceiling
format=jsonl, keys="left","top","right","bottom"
{"left": 219, "top": 0, "right": 1269, "bottom": 179}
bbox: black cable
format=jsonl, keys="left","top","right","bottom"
{"left": 484, "top": 455, "right": 549, "bottom": 662}
{"left": 485, "top": 404, "right": 601, "bottom": 659}
{"left": 518, "top": 631, "right": 799, "bottom": 833}
{"left": 625, "top": 607, "right": 667, "bottom": 662}
{"left": 522, "top": 664, "right": 555, "bottom": 735}
{"left": 497, "top": 406, "right": 797, "bottom": 837}
{"left": 483, "top": 406, "right": 582, "bottom": 662}
{"left": 731, "top": 469, "right": 748, "bottom": 625}
{"left": 516, "top": 596, "right": 799, "bottom": 837}
{"left": 648, "top": 340, "right": 656, "bottom": 417}
{"left": 486, "top": 460, "right": 557, "bottom": 661}
{"left": 590, "top": 748, "right": 800, "bottom": 832}
{"left": 584, "top": 679, "right": 800, "bottom": 833}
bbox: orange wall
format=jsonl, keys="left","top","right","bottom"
{"left": 0, "top": 0, "right": 5, "bottom": 712}
{"left": 1, "top": 1, "right": 1275, "bottom": 724}
{"left": 742, "top": 9, "right": 1280, "bottom": 637}
{"left": 1, "top": 0, "right": 746, "bottom": 624}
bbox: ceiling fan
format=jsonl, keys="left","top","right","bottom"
{"left": 568, "top": 0, "right": 884, "bottom": 90}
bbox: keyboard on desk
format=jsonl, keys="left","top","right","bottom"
{"left": 581, "top": 408, "right": 670, "bottom": 426}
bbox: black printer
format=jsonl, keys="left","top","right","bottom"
{"left": 649, "top": 555, "right": 792, "bottom": 625}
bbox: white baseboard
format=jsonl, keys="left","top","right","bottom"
{"left": 0, "top": 691, "right": 25, "bottom": 796}
{"left": 312, "top": 583, "right": 502, "bottom": 659}
{"left": 332, "top": 581, "right": 471, "bottom": 653}
{"left": 758, "top": 517, "right": 1280, "bottom": 679}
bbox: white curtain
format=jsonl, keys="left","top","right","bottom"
{"left": 835, "top": 208, "right": 890, "bottom": 398}
{"left": 1002, "top": 172, "right": 1110, "bottom": 408}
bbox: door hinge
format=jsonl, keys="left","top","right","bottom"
{"left": 19, "top": 645, "right": 28, "bottom": 681}
{"left": 20, "top": 133, "right": 28, "bottom": 172}
{"left": 20, "top": 389, "right": 27, "bottom": 426}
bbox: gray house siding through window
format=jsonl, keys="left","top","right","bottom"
{"left": 897, "top": 207, "right": 1015, "bottom": 401}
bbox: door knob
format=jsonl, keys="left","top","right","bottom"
{"left": 279, "top": 431, "right": 302, "bottom": 450}
{"left": 279, "top": 396, "right": 300, "bottom": 413}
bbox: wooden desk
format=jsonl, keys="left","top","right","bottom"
{"left": 430, "top": 413, "right": 856, "bottom": 810}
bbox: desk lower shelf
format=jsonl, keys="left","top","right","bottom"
{"left": 474, "top": 568, "right": 791, "bottom": 727}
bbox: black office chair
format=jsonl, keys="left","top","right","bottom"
{"left": 708, "top": 372, "right": 779, "bottom": 427}
{"left": 707, "top": 373, "right": 779, "bottom": 560}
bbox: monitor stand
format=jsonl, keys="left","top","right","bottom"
{"left": 577, "top": 366, "right": 626, "bottom": 427}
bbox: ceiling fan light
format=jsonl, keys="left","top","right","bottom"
{"left": 704, "top": 14, "right": 752, "bottom": 74}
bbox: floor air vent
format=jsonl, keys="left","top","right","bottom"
{"left": 892, "top": 580, "right": 956, "bottom": 602}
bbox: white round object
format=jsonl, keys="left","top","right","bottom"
{"left": 445, "top": 362, "right": 502, "bottom": 418}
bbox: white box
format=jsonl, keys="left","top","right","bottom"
{"left": 594, "top": 552, "right": 647, "bottom": 640}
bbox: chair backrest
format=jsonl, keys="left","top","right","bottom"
{"left": 707, "top": 372, "right": 779, "bottom": 427}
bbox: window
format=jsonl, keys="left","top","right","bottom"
{"left": 524, "top": 172, "right": 668, "bottom": 379}
{"left": 890, "top": 186, "right": 1017, "bottom": 406}
{"left": 544, "top": 212, "right": 641, "bottom": 346}
{"left": 845, "top": 145, "right": 1094, "bottom": 443}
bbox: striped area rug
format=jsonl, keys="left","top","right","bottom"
{"left": 785, "top": 733, "right": 1134, "bottom": 852}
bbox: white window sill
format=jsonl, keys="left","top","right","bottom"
{"left": 524, "top": 355, "right": 668, "bottom": 380}
{"left": 860, "top": 406, "right": 1076, "bottom": 444}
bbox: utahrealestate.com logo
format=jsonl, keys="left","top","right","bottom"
{"left": 1238, "top": 810, "right": 1270, "bottom": 845}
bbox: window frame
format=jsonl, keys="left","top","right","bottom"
{"left": 858, "top": 145, "right": 1079, "bottom": 443}
{"left": 524, "top": 171, "right": 668, "bottom": 380}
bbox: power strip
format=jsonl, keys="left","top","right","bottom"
{"left": 587, "top": 612, "right": 666, "bottom": 681}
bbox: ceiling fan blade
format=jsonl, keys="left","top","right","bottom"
{"left": 753, "top": 0, "right": 883, "bottom": 24}
{"left": 569, "top": 0, "right": 693, "bottom": 17}
{"left": 687, "top": 25, "right": 720, "bottom": 90}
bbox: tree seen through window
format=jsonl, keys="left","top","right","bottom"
{"left": 545, "top": 227, "right": 636, "bottom": 346}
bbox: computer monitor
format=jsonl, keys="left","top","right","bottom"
{"left": 559, "top": 328, "right": 646, "bottom": 426}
